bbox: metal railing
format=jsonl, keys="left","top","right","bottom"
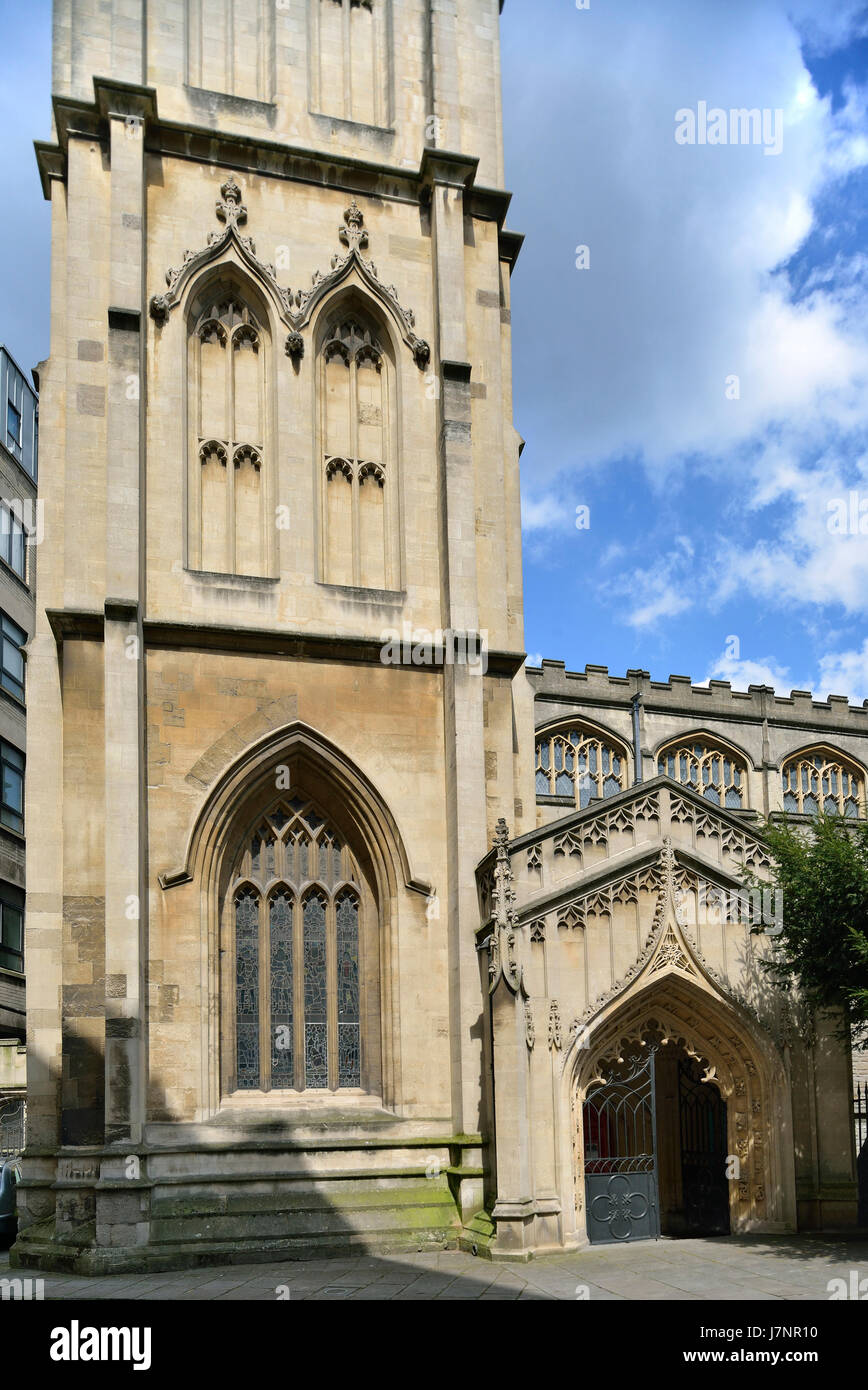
{"left": 0, "top": 1097, "right": 25, "bottom": 1159}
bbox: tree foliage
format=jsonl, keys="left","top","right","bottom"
{"left": 754, "top": 813, "right": 868, "bottom": 1049}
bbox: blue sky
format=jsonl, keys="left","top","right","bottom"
{"left": 4, "top": 1, "right": 868, "bottom": 700}
{"left": 502, "top": 0, "right": 868, "bottom": 699}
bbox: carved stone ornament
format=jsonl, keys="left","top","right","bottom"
{"left": 548, "top": 999, "right": 563, "bottom": 1051}
{"left": 488, "top": 818, "right": 523, "bottom": 996}
{"left": 525, "top": 999, "right": 535, "bottom": 1051}
{"left": 149, "top": 181, "right": 431, "bottom": 367}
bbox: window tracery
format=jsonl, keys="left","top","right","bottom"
{"left": 189, "top": 286, "right": 270, "bottom": 577}
{"left": 657, "top": 739, "right": 747, "bottom": 810}
{"left": 656, "top": 733, "right": 745, "bottom": 811}
{"left": 535, "top": 725, "right": 628, "bottom": 808}
{"left": 320, "top": 311, "right": 394, "bottom": 589}
{"left": 229, "top": 797, "right": 363, "bottom": 1092}
{"left": 781, "top": 748, "right": 864, "bottom": 818}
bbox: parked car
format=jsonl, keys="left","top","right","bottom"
{"left": 0, "top": 1158, "right": 21, "bottom": 1246}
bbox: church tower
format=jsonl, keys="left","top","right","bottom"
{"left": 19, "top": 0, "right": 531, "bottom": 1267}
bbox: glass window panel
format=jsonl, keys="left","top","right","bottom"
{"left": 2, "top": 905, "right": 22, "bottom": 953}
{"left": 337, "top": 893, "right": 360, "bottom": 1087}
{"left": 270, "top": 892, "right": 293, "bottom": 1087}
{"left": 303, "top": 893, "right": 328, "bottom": 1088}
{"left": 535, "top": 769, "right": 550, "bottom": 795}
{"left": 11, "top": 522, "right": 24, "bottom": 579}
{"left": 235, "top": 890, "right": 260, "bottom": 1089}
{"left": 264, "top": 836, "right": 276, "bottom": 880}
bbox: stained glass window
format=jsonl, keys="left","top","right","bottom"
{"left": 270, "top": 891, "right": 293, "bottom": 1086}
{"left": 781, "top": 750, "right": 864, "bottom": 818}
{"left": 303, "top": 892, "right": 328, "bottom": 1088}
{"left": 657, "top": 739, "right": 747, "bottom": 809}
{"left": 230, "top": 798, "right": 366, "bottom": 1093}
{"left": 336, "top": 891, "right": 360, "bottom": 1087}
{"left": 235, "top": 888, "right": 260, "bottom": 1089}
{"left": 535, "top": 726, "right": 627, "bottom": 808}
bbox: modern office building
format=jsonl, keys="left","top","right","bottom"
{"left": 0, "top": 345, "right": 36, "bottom": 1045}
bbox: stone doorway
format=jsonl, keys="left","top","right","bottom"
{"left": 655, "top": 1047, "right": 730, "bottom": 1237}
{"left": 580, "top": 1037, "right": 732, "bottom": 1244}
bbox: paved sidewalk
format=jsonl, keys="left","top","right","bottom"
{"left": 3, "top": 1234, "right": 867, "bottom": 1300}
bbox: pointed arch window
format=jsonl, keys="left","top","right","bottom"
{"left": 228, "top": 797, "right": 367, "bottom": 1092}
{"left": 188, "top": 285, "right": 271, "bottom": 577}
{"left": 781, "top": 748, "right": 864, "bottom": 818}
{"left": 657, "top": 738, "right": 747, "bottom": 809}
{"left": 319, "top": 311, "right": 396, "bottom": 589}
{"left": 535, "top": 724, "right": 628, "bottom": 808}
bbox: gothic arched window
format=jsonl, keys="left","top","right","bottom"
{"left": 188, "top": 283, "right": 271, "bottom": 577}
{"left": 781, "top": 748, "right": 864, "bottom": 818}
{"left": 319, "top": 311, "right": 395, "bottom": 589}
{"left": 535, "top": 724, "right": 628, "bottom": 808}
{"left": 312, "top": 0, "right": 388, "bottom": 128}
{"left": 657, "top": 737, "right": 747, "bottom": 809}
{"left": 228, "top": 797, "right": 367, "bottom": 1093}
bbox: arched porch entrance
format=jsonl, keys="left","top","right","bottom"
{"left": 581, "top": 1033, "right": 730, "bottom": 1243}
{"left": 569, "top": 975, "right": 796, "bottom": 1245}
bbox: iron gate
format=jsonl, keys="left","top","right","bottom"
{"left": 583, "top": 1048, "right": 660, "bottom": 1244}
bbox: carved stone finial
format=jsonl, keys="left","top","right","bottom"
{"left": 149, "top": 180, "right": 430, "bottom": 368}
{"left": 216, "top": 178, "right": 247, "bottom": 227}
{"left": 339, "top": 199, "right": 369, "bottom": 256}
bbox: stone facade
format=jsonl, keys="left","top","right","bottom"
{"left": 12, "top": 0, "right": 861, "bottom": 1273}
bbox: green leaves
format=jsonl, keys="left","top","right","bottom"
{"left": 753, "top": 813, "right": 868, "bottom": 1048}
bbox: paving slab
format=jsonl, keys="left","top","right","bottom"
{"left": 3, "top": 1236, "right": 868, "bottom": 1301}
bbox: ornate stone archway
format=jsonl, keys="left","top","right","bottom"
{"left": 566, "top": 970, "right": 796, "bottom": 1240}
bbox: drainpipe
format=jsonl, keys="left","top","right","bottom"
{"left": 631, "top": 693, "right": 643, "bottom": 784}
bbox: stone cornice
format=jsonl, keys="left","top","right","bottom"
{"left": 45, "top": 609, "right": 525, "bottom": 676}
{"left": 34, "top": 79, "right": 517, "bottom": 232}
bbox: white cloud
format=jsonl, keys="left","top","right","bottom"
{"left": 520, "top": 490, "right": 576, "bottom": 533}
{"left": 816, "top": 641, "right": 868, "bottom": 703}
{"left": 505, "top": 0, "right": 868, "bottom": 489}
{"left": 704, "top": 650, "right": 799, "bottom": 692}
